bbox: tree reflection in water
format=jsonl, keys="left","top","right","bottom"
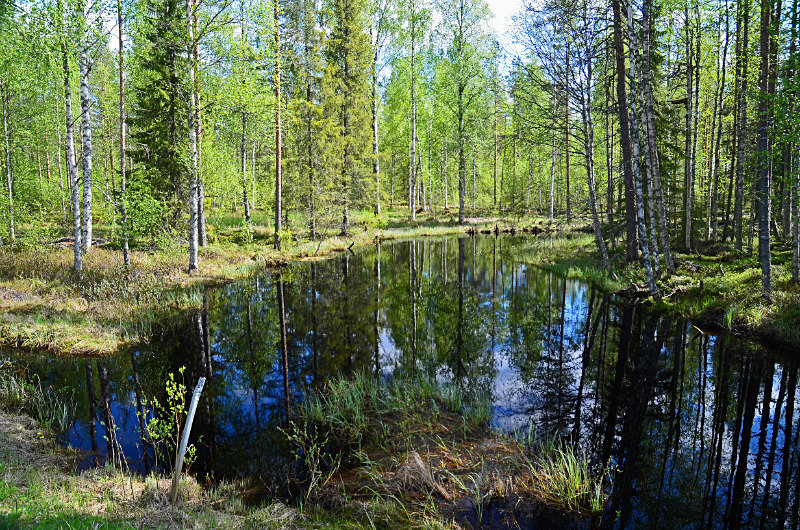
{"left": 6, "top": 234, "right": 800, "bottom": 527}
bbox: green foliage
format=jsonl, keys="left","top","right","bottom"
{"left": 126, "top": 178, "right": 167, "bottom": 241}
{"left": 128, "top": 0, "right": 189, "bottom": 200}
{"left": 280, "top": 421, "right": 342, "bottom": 502}
{"left": 141, "top": 366, "right": 200, "bottom": 473}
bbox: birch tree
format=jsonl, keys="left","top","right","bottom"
{"left": 187, "top": 0, "right": 199, "bottom": 271}
{"left": 79, "top": 51, "right": 93, "bottom": 253}
{"left": 434, "top": 0, "right": 489, "bottom": 225}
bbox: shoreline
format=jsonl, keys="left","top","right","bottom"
{"left": 2, "top": 213, "right": 797, "bottom": 357}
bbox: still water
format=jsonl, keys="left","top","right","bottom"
{"left": 5, "top": 235, "right": 799, "bottom": 528}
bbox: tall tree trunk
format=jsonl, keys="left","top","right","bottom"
{"left": 565, "top": 44, "right": 571, "bottom": 223}
{"left": 80, "top": 52, "right": 93, "bottom": 254}
{"left": 550, "top": 95, "right": 557, "bottom": 223}
{"left": 473, "top": 147, "right": 478, "bottom": 210}
{"left": 581, "top": 55, "right": 617, "bottom": 280}
{"left": 628, "top": 6, "right": 658, "bottom": 296}
{"left": 643, "top": 0, "right": 674, "bottom": 273}
{"left": 372, "top": 29, "right": 381, "bottom": 215}
{"left": 684, "top": 1, "right": 694, "bottom": 251}
{"left": 493, "top": 86, "right": 498, "bottom": 207}
{"left": 630, "top": 20, "right": 661, "bottom": 276}
{"left": 57, "top": 130, "right": 66, "bottom": 223}
{"left": 409, "top": 0, "right": 417, "bottom": 221}
{"left": 118, "top": 0, "right": 130, "bottom": 266}
{"left": 115, "top": 0, "right": 131, "bottom": 267}
{"left": 457, "top": 0, "right": 466, "bottom": 225}
{"left": 274, "top": 0, "right": 283, "bottom": 249}
{"left": 734, "top": 0, "right": 751, "bottom": 250}
{"left": 710, "top": 0, "right": 731, "bottom": 243}
{"left": 194, "top": 2, "right": 206, "bottom": 248}
{"left": 613, "top": 0, "right": 639, "bottom": 261}
{"left": 241, "top": 113, "right": 251, "bottom": 231}
{"left": 187, "top": 0, "right": 199, "bottom": 271}
{"left": 64, "top": 46, "right": 82, "bottom": 271}
{"left": 1, "top": 82, "right": 14, "bottom": 243}
{"left": 756, "top": 0, "right": 776, "bottom": 300}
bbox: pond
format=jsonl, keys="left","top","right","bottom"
{"left": 4, "top": 234, "right": 798, "bottom": 528}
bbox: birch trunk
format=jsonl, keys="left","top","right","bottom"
{"left": 630, "top": 7, "right": 660, "bottom": 276}
{"left": 456, "top": 0, "right": 466, "bottom": 224}
{"left": 408, "top": 0, "right": 417, "bottom": 220}
{"left": 187, "top": 0, "right": 199, "bottom": 271}
{"left": 1, "top": 82, "right": 14, "bottom": 243}
{"left": 118, "top": 0, "right": 129, "bottom": 265}
{"left": 195, "top": 4, "right": 206, "bottom": 249}
{"left": 549, "top": 95, "right": 557, "bottom": 224}
{"left": 63, "top": 47, "right": 82, "bottom": 271}
{"left": 80, "top": 52, "right": 93, "bottom": 254}
{"left": 628, "top": 7, "right": 658, "bottom": 296}
{"left": 565, "top": 45, "right": 571, "bottom": 223}
{"left": 241, "top": 113, "right": 251, "bottom": 231}
{"left": 580, "top": 54, "right": 617, "bottom": 280}
{"left": 274, "top": 0, "right": 283, "bottom": 249}
{"left": 643, "top": 0, "right": 674, "bottom": 273}
{"left": 372, "top": 31, "right": 381, "bottom": 215}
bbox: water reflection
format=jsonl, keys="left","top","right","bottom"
{"left": 4, "top": 234, "right": 799, "bottom": 528}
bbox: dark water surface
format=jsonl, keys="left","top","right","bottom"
{"left": 5, "top": 235, "right": 800, "bottom": 528}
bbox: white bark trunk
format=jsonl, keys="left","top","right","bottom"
{"left": 80, "top": 52, "right": 93, "bottom": 254}
{"left": 580, "top": 61, "right": 617, "bottom": 281}
{"left": 64, "top": 48, "right": 82, "bottom": 271}
{"left": 1, "top": 82, "right": 14, "bottom": 243}
{"left": 628, "top": 7, "right": 657, "bottom": 296}
{"left": 187, "top": 0, "right": 198, "bottom": 271}
{"left": 118, "top": 0, "right": 130, "bottom": 266}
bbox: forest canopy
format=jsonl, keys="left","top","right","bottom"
{"left": 0, "top": 0, "right": 799, "bottom": 300}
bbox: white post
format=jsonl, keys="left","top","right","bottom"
{"left": 170, "top": 376, "right": 205, "bottom": 503}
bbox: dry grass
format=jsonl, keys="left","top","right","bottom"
{"left": 292, "top": 375, "right": 611, "bottom": 528}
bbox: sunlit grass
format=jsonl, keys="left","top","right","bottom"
{"left": 524, "top": 435, "right": 611, "bottom": 516}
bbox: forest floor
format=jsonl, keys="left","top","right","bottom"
{"left": 0, "top": 207, "right": 578, "bottom": 356}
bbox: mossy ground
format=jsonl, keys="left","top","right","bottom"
{"left": 507, "top": 226, "right": 800, "bottom": 346}
{"left": 648, "top": 243, "right": 800, "bottom": 345}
